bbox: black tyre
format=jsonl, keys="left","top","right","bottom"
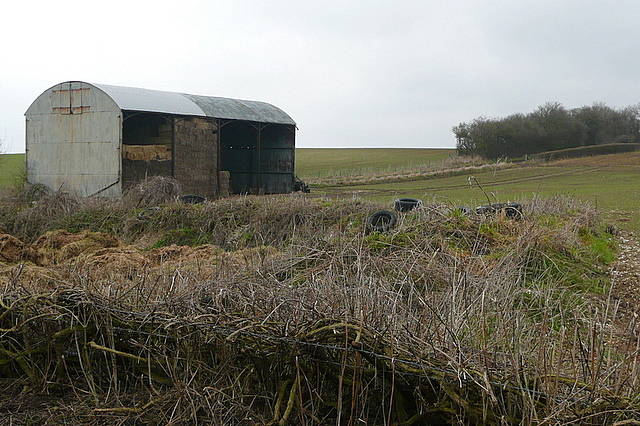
{"left": 394, "top": 198, "right": 422, "bottom": 212}
{"left": 475, "top": 204, "right": 492, "bottom": 215}
{"left": 505, "top": 202, "right": 523, "bottom": 219}
{"left": 179, "top": 195, "right": 205, "bottom": 204}
{"left": 491, "top": 202, "right": 507, "bottom": 211}
{"left": 456, "top": 206, "right": 473, "bottom": 216}
{"left": 476, "top": 202, "right": 523, "bottom": 219}
{"left": 294, "top": 180, "right": 311, "bottom": 193}
{"left": 367, "top": 210, "right": 398, "bottom": 232}
{"left": 137, "top": 206, "right": 160, "bottom": 220}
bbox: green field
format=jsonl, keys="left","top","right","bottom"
{"left": 0, "top": 153, "right": 25, "bottom": 191}
{"left": 295, "top": 148, "right": 455, "bottom": 178}
{"left": 295, "top": 150, "right": 640, "bottom": 233}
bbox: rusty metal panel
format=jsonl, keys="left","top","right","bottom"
{"left": 26, "top": 82, "right": 122, "bottom": 197}
{"left": 71, "top": 82, "right": 90, "bottom": 114}
{"left": 51, "top": 82, "right": 71, "bottom": 114}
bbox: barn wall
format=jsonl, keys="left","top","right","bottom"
{"left": 25, "top": 82, "right": 122, "bottom": 197}
{"left": 173, "top": 117, "right": 219, "bottom": 198}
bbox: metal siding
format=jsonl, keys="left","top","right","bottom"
{"left": 257, "top": 148, "right": 294, "bottom": 193}
{"left": 93, "top": 83, "right": 294, "bottom": 125}
{"left": 26, "top": 82, "right": 122, "bottom": 197}
{"left": 228, "top": 172, "right": 253, "bottom": 194}
{"left": 220, "top": 122, "right": 295, "bottom": 194}
{"left": 94, "top": 83, "right": 205, "bottom": 117}
{"left": 259, "top": 148, "right": 294, "bottom": 173}
{"left": 30, "top": 82, "right": 296, "bottom": 126}
{"left": 258, "top": 125, "right": 295, "bottom": 193}
{"left": 262, "top": 174, "right": 293, "bottom": 193}
{"left": 185, "top": 94, "right": 296, "bottom": 125}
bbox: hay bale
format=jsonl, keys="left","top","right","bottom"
{"left": 122, "top": 145, "right": 171, "bottom": 161}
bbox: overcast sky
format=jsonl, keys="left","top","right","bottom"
{"left": 2, "top": 1, "right": 640, "bottom": 153}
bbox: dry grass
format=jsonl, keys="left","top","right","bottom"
{"left": 121, "top": 175, "right": 183, "bottom": 209}
{"left": 0, "top": 182, "right": 638, "bottom": 424}
{"left": 307, "top": 160, "right": 514, "bottom": 188}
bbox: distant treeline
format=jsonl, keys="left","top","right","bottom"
{"left": 453, "top": 102, "right": 640, "bottom": 159}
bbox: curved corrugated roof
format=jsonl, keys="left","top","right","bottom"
{"left": 93, "top": 82, "right": 296, "bottom": 125}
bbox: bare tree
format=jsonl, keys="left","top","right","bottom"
{"left": 0, "top": 136, "right": 5, "bottom": 167}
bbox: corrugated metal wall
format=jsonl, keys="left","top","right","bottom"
{"left": 220, "top": 122, "right": 295, "bottom": 194}
{"left": 258, "top": 124, "right": 295, "bottom": 194}
{"left": 26, "top": 82, "right": 122, "bottom": 197}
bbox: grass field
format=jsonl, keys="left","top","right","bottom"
{"left": 298, "top": 150, "right": 640, "bottom": 233}
{"left": 295, "top": 147, "right": 456, "bottom": 177}
{"left": 0, "top": 153, "right": 24, "bottom": 191}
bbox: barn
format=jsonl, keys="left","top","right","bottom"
{"left": 25, "top": 81, "right": 297, "bottom": 198}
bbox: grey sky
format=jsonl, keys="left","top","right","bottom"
{"left": 2, "top": 1, "right": 639, "bottom": 153}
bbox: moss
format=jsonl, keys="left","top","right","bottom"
{"left": 523, "top": 233, "right": 610, "bottom": 295}
{"left": 152, "top": 227, "right": 207, "bottom": 248}
{"left": 364, "top": 232, "right": 390, "bottom": 254}
{"left": 61, "top": 209, "right": 126, "bottom": 235}
{"left": 364, "top": 230, "right": 415, "bottom": 254}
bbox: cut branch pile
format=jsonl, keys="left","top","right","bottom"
{"left": 0, "top": 192, "right": 638, "bottom": 424}
{"left": 1, "top": 288, "right": 638, "bottom": 425}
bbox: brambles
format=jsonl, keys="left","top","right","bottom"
{"left": 0, "top": 188, "right": 636, "bottom": 424}
{"left": 121, "top": 175, "right": 183, "bottom": 208}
